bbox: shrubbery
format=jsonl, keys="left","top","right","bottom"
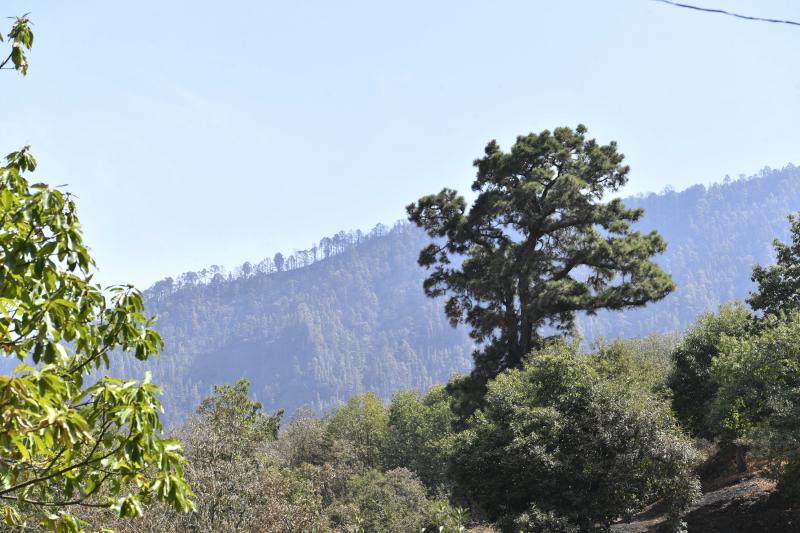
{"left": 384, "top": 386, "right": 456, "bottom": 493}
{"left": 711, "top": 314, "right": 800, "bottom": 497}
{"left": 452, "top": 341, "right": 700, "bottom": 531}
{"left": 80, "top": 383, "right": 467, "bottom": 532}
{"left": 669, "top": 302, "right": 752, "bottom": 439}
{"left": 345, "top": 468, "right": 430, "bottom": 532}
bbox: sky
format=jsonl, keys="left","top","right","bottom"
{"left": 2, "top": 0, "right": 799, "bottom": 288}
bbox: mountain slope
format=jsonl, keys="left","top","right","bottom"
{"left": 581, "top": 166, "right": 800, "bottom": 340}
{"left": 127, "top": 165, "right": 800, "bottom": 420}
{"left": 130, "top": 224, "right": 473, "bottom": 420}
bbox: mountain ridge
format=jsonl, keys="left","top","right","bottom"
{"left": 116, "top": 164, "right": 800, "bottom": 421}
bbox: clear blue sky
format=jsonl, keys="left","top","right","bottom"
{"left": 3, "top": 1, "right": 798, "bottom": 288}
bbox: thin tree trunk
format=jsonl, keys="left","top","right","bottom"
{"left": 735, "top": 445, "right": 748, "bottom": 473}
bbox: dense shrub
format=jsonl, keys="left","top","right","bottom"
{"left": 345, "top": 468, "right": 431, "bottom": 532}
{"left": 77, "top": 380, "right": 297, "bottom": 532}
{"left": 711, "top": 314, "right": 800, "bottom": 498}
{"left": 669, "top": 302, "right": 752, "bottom": 438}
{"left": 255, "top": 466, "right": 330, "bottom": 532}
{"left": 592, "top": 332, "right": 680, "bottom": 397}
{"left": 177, "top": 380, "right": 284, "bottom": 531}
{"left": 452, "top": 341, "right": 700, "bottom": 531}
{"left": 385, "top": 385, "right": 456, "bottom": 493}
{"left": 326, "top": 392, "right": 390, "bottom": 469}
{"left": 273, "top": 409, "right": 334, "bottom": 466}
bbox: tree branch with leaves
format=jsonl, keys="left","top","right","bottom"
{"left": 0, "top": 15, "right": 193, "bottom": 531}
{"left": 0, "top": 14, "right": 33, "bottom": 74}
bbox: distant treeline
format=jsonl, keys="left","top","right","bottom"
{"left": 148, "top": 222, "right": 400, "bottom": 299}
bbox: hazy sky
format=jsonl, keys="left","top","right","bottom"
{"left": 2, "top": 1, "right": 799, "bottom": 288}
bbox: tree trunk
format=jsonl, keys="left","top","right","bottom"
{"left": 735, "top": 444, "right": 748, "bottom": 473}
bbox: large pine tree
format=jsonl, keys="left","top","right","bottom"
{"left": 408, "top": 125, "right": 675, "bottom": 383}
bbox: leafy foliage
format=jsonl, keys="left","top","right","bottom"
{"left": 407, "top": 125, "right": 674, "bottom": 390}
{"left": 326, "top": 392, "right": 389, "bottom": 470}
{"left": 0, "top": 16, "right": 192, "bottom": 529}
{"left": 592, "top": 333, "right": 680, "bottom": 398}
{"left": 100, "top": 381, "right": 469, "bottom": 532}
{"left": 710, "top": 314, "right": 800, "bottom": 497}
{"left": 162, "top": 380, "right": 283, "bottom": 531}
{"left": 80, "top": 380, "right": 320, "bottom": 533}
{"left": 1, "top": 14, "right": 33, "bottom": 75}
{"left": 384, "top": 385, "right": 456, "bottom": 493}
{"left": 0, "top": 147, "right": 192, "bottom": 528}
{"left": 195, "top": 378, "right": 282, "bottom": 444}
{"left": 451, "top": 341, "right": 700, "bottom": 531}
{"left": 669, "top": 302, "right": 753, "bottom": 438}
{"left": 0, "top": 15, "right": 193, "bottom": 531}
{"left": 749, "top": 213, "right": 800, "bottom": 316}
{"left": 504, "top": 504, "right": 579, "bottom": 533}
{"left": 345, "top": 468, "right": 430, "bottom": 533}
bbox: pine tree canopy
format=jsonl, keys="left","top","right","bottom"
{"left": 407, "top": 125, "right": 675, "bottom": 380}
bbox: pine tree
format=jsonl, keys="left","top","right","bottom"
{"left": 408, "top": 125, "right": 675, "bottom": 385}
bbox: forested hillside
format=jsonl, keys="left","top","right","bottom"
{"left": 133, "top": 165, "right": 800, "bottom": 420}
{"left": 581, "top": 166, "right": 800, "bottom": 340}
{"left": 131, "top": 223, "right": 474, "bottom": 420}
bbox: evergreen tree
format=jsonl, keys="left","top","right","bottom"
{"left": 749, "top": 213, "right": 800, "bottom": 315}
{"left": 407, "top": 125, "right": 675, "bottom": 386}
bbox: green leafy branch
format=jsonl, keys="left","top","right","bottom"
{"left": 0, "top": 14, "right": 33, "bottom": 74}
